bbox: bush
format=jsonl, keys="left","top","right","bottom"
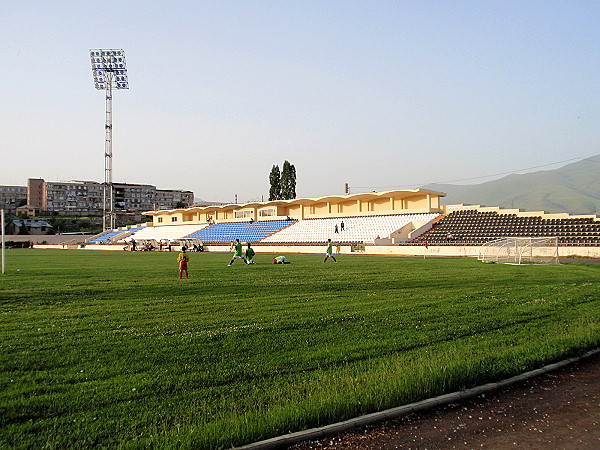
{"left": 4, "top": 241, "right": 32, "bottom": 248}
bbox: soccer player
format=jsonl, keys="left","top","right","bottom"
{"left": 177, "top": 247, "right": 190, "bottom": 279}
{"left": 323, "top": 238, "right": 337, "bottom": 263}
{"left": 245, "top": 243, "right": 256, "bottom": 264}
{"left": 272, "top": 255, "right": 290, "bottom": 264}
{"left": 228, "top": 239, "right": 247, "bottom": 266}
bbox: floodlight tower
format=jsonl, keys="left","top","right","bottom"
{"left": 90, "top": 49, "right": 129, "bottom": 231}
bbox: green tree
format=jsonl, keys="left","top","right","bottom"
{"left": 269, "top": 165, "right": 281, "bottom": 201}
{"left": 47, "top": 217, "right": 66, "bottom": 234}
{"left": 288, "top": 162, "right": 296, "bottom": 199}
{"left": 281, "top": 160, "right": 297, "bottom": 199}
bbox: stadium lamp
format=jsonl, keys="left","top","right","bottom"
{"left": 90, "top": 49, "right": 129, "bottom": 231}
{"left": 90, "top": 49, "right": 129, "bottom": 89}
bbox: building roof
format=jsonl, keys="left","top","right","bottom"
{"left": 11, "top": 219, "right": 52, "bottom": 228}
{"left": 144, "top": 188, "right": 446, "bottom": 215}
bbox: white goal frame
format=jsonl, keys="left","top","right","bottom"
{"left": 478, "top": 237, "right": 559, "bottom": 265}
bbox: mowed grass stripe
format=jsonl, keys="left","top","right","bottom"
{"left": 0, "top": 249, "right": 599, "bottom": 448}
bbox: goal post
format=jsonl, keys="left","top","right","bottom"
{"left": 478, "top": 237, "right": 559, "bottom": 265}
{"left": 1, "top": 209, "right": 5, "bottom": 274}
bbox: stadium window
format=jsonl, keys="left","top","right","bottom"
{"left": 259, "top": 208, "right": 276, "bottom": 217}
{"left": 235, "top": 210, "right": 253, "bottom": 219}
{"left": 157, "top": 217, "right": 163, "bottom": 223}
{"left": 171, "top": 217, "right": 178, "bottom": 222}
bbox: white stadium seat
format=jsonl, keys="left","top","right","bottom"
{"left": 262, "top": 213, "right": 438, "bottom": 243}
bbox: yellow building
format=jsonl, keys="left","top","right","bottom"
{"left": 145, "top": 189, "right": 445, "bottom": 226}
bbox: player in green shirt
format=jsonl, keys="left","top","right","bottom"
{"left": 245, "top": 243, "right": 256, "bottom": 264}
{"left": 228, "top": 239, "right": 247, "bottom": 266}
{"left": 323, "top": 238, "right": 337, "bottom": 263}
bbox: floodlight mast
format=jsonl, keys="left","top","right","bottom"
{"left": 90, "top": 49, "right": 129, "bottom": 231}
{"left": 105, "top": 74, "right": 114, "bottom": 231}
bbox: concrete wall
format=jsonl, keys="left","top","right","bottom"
{"left": 3, "top": 234, "right": 92, "bottom": 245}
{"left": 35, "top": 242, "right": 599, "bottom": 259}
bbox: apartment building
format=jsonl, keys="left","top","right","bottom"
{"left": 0, "top": 185, "right": 28, "bottom": 213}
{"left": 155, "top": 188, "right": 195, "bottom": 210}
{"left": 44, "top": 180, "right": 104, "bottom": 214}
{"left": 25, "top": 178, "right": 194, "bottom": 216}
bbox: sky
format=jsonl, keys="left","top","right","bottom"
{"left": 2, "top": 1, "right": 600, "bottom": 203}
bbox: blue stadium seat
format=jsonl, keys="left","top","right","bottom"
{"left": 87, "top": 226, "right": 147, "bottom": 244}
{"left": 87, "top": 230, "right": 123, "bottom": 243}
{"left": 185, "top": 220, "right": 294, "bottom": 243}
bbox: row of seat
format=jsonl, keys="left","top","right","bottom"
{"left": 416, "top": 210, "right": 600, "bottom": 245}
{"left": 261, "top": 213, "right": 439, "bottom": 243}
{"left": 445, "top": 210, "right": 596, "bottom": 224}
{"left": 109, "top": 214, "right": 436, "bottom": 245}
{"left": 87, "top": 229, "right": 124, "bottom": 243}
{"left": 185, "top": 220, "right": 294, "bottom": 243}
{"left": 88, "top": 225, "right": 147, "bottom": 243}
{"left": 126, "top": 224, "right": 209, "bottom": 242}
{"left": 95, "top": 209, "right": 600, "bottom": 246}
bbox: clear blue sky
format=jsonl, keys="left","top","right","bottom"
{"left": 2, "top": 1, "right": 600, "bottom": 202}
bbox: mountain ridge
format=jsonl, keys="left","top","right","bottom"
{"left": 424, "top": 155, "right": 600, "bottom": 215}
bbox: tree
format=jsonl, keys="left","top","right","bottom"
{"left": 47, "top": 217, "right": 67, "bottom": 234}
{"left": 288, "top": 163, "right": 296, "bottom": 199}
{"left": 281, "top": 160, "right": 297, "bottom": 200}
{"left": 269, "top": 165, "right": 281, "bottom": 201}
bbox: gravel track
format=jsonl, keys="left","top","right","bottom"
{"left": 291, "top": 352, "right": 600, "bottom": 449}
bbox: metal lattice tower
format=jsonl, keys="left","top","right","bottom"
{"left": 90, "top": 49, "right": 129, "bottom": 231}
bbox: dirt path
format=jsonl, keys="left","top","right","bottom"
{"left": 292, "top": 352, "right": 600, "bottom": 449}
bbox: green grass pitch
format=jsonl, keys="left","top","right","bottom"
{"left": 1, "top": 249, "right": 599, "bottom": 448}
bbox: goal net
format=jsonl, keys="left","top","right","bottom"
{"left": 478, "top": 237, "right": 559, "bottom": 265}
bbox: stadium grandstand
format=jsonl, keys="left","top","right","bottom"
{"left": 77, "top": 188, "right": 600, "bottom": 258}
{"left": 124, "top": 224, "right": 208, "bottom": 243}
{"left": 87, "top": 225, "right": 147, "bottom": 244}
{"left": 186, "top": 220, "right": 294, "bottom": 243}
{"left": 412, "top": 208, "right": 600, "bottom": 246}
{"left": 260, "top": 213, "right": 438, "bottom": 243}
{"left": 112, "top": 189, "right": 445, "bottom": 246}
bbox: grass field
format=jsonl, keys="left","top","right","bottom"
{"left": 1, "top": 249, "right": 599, "bottom": 448}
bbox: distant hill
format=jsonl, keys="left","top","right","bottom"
{"left": 192, "top": 199, "right": 227, "bottom": 207}
{"left": 424, "top": 155, "right": 600, "bottom": 215}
